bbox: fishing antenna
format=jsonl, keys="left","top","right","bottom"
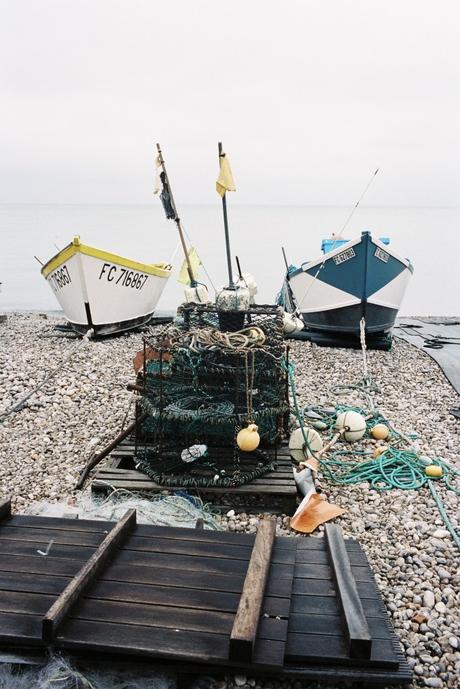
{"left": 281, "top": 247, "right": 289, "bottom": 273}
{"left": 235, "top": 255, "right": 243, "bottom": 280}
{"left": 336, "top": 168, "right": 380, "bottom": 238}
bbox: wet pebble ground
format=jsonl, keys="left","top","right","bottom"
{"left": 0, "top": 313, "right": 459, "bottom": 689}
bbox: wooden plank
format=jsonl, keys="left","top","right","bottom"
{"left": 0, "top": 497, "right": 11, "bottom": 520}
{"left": 70, "top": 598, "right": 288, "bottom": 642}
{"left": 102, "top": 561, "right": 294, "bottom": 597}
{"left": 0, "top": 517, "right": 295, "bottom": 550}
{"left": 229, "top": 519, "right": 276, "bottom": 662}
{"left": 92, "top": 479, "right": 296, "bottom": 495}
{"left": 2, "top": 515, "right": 116, "bottom": 534}
{"left": 55, "top": 618, "right": 286, "bottom": 670}
{"left": 0, "top": 611, "right": 43, "bottom": 644}
{"left": 293, "top": 577, "right": 380, "bottom": 599}
{"left": 0, "top": 554, "right": 91, "bottom": 578}
{"left": 97, "top": 472, "right": 295, "bottom": 486}
{"left": 0, "top": 571, "right": 72, "bottom": 595}
{"left": 291, "top": 594, "right": 384, "bottom": 618}
{"left": 325, "top": 524, "right": 372, "bottom": 659}
{"left": 294, "top": 562, "right": 374, "bottom": 583}
{"left": 288, "top": 613, "right": 393, "bottom": 640}
{"left": 295, "top": 547, "right": 368, "bottom": 566}
{"left": 0, "top": 539, "right": 97, "bottom": 561}
{"left": 285, "top": 634, "right": 399, "bottom": 669}
{"left": 42, "top": 509, "right": 136, "bottom": 643}
{"left": 0, "top": 526, "right": 107, "bottom": 548}
{"left": 84, "top": 580, "right": 291, "bottom": 618}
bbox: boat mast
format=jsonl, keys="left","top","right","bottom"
{"left": 336, "top": 168, "right": 380, "bottom": 238}
{"left": 156, "top": 143, "right": 196, "bottom": 286}
{"left": 218, "top": 142, "right": 235, "bottom": 289}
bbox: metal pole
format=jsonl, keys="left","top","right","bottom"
{"left": 218, "top": 142, "right": 235, "bottom": 289}
{"left": 281, "top": 247, "right": 289, "bottom": 273}
{"left": 235, "top": 255, "right": 243, "bottom": 280}
{"left": 156, "top": 143, "right": 196, "bottom": 286}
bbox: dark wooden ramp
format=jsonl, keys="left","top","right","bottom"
{"left": 0, "top": 499, "right": 410, "bottom": 686}
{"left": 91, "top": 439, "right": 298, "bottom": 514}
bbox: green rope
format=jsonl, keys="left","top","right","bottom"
{"left": 428, "top": 480, "right": 460, "bottom": 550}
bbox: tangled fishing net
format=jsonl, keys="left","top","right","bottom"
{"left": 25, "top": 490, "right": 221, "bottom": 530}
{"left": 0, "top": 654, "right": 174, "bottom": 689}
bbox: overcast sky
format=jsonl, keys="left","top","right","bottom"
{"left": 1, "top": 0, "right": 459, "bottom": 206}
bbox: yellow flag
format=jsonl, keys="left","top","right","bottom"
{"left": 178, "top": 247, "right": 201, "bottom": 285}
{"left": 216, "top": 155, "right": 236, "bottom": 197}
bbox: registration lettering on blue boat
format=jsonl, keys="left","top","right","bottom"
{"left": 375, "top": 247, "right": 389, "bottom": 263}
{"left": 333, "top": 247, "right": 356, "bottom": 265}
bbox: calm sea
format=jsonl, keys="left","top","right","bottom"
{"left": 0, "top": 204, "right": 459, "bottom": 316}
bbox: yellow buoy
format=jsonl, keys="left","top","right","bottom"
{"left": 373, "top": 446, "right": 388, "bottom": 458}
{"left": 425, "top": 465, "right": 443, "bottom": 478}
{"left": 371, "top": 424, "right": 390, "bottom": 440}
{"left": 236, "top": 423, "right": 260, "bottom": 452}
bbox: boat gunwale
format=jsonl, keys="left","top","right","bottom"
{"left": 290, "top": 232, "right": 413, "bottom": 277}
{"left": 41, "top": 239, "right": 172, "bottom": 279}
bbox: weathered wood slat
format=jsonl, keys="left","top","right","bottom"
{"left": 293, "top": 577, "right": 380, "bottom": 599}
{"left": 55, "top": 618, "right": 286, "bottom": 669}
{"left": 0, "top": 611, "right": 43, "bottom": 644}
{"left": 291, "top": 594, "right": 384, "bottom": 617}
{"left": 325, "top": 523, "right": 372, "bottom": 659}
{"left": 0, "top": 571, "right": 73, "bottom": 595}
{"left": 71, "top": 598, "right": 288, "bottom": 641}
{"left": 288, "top": 613, "right": 393, "bottom": 640}
{"left": 42, "top": 509, "right": 136, "bottom": 643}
{"left": 286, "top": 634, "right": 398, "bottom": 668}
{"left": 83, "top": 580, "right": 291, "bottom": 617}
{"left": 0, "top": 540, "right": 97, "bottom": 561}
{"left": 92, "top": 479, "right": 297, "bottom": 495}
{"left": 295, "top": 547, "right": 368, "bottom": 566}
{"left": 0, "top": 526, "right": 108, "bottom": 548}
{"left": 229, "top": 519, "right": 276, "bottom": 662}
{"left": 2, "top": 515, "right": 117, "bottom": 534}
{"left": 294, "top": 562, "right": 374, "bottom": 583}
{"left": 0, "top": 554, "right": 87, "bottom": 578}
{"left": 97, "top": 472, "right": 295, "bottom": 486}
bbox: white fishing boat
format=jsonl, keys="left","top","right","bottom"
{"left": 41, "top": 236, "right": 172, "bottom": 336}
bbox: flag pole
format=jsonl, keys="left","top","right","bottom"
{"left": 156, "top": 143, "right": 196, "bottom": 286}
{"left": 218, "top": 142, "right": 235, "bottom": 289}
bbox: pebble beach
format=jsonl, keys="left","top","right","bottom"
{"left": 0, "top": 312, "right": 459, "bottom": 689}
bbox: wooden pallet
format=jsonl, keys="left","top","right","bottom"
{"left": 0, "top": 498, "right": 410, "bottom": 686}
{"left": 91, "top": 440, "right": 298, "bottom": 513}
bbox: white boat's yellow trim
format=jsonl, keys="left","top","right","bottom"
{"left": 41, "top": 236, "right": 172, "bottom": 279}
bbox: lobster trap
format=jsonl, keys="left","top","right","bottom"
{"left": 134, "top": 303, "right": 290, "bottom": 488}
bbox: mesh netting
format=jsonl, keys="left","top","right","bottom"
{"left": 134, "top": 304, "right": 289, "bottom": 487}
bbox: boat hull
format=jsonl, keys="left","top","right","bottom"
{"left": 41, "top": 237, "right": 171, "bottom": 337}
{"left": 287, "top": 231, "right": 413, "bottom": 336}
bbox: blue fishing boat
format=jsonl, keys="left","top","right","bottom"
{"left": 279, "top": 231, "right": 413, "bottom": 340}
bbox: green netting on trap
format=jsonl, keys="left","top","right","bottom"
{"left": 135, "top": 304, "right": 289, "bottom": 487}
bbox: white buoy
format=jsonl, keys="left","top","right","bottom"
{"left": 184, "top": 284, "right": 210, "bottom": 304}
{"left": 216, "top": 286, "right": 250, "bottom": 312}
{"left": 283, "top": 312, "right": 304, "bottom": 334}
{"left": 289, "top": 426, "right": 323, "bottom": 463}
{"left": 235, "top": 273, "right": 258, "bottom": 304}
{"left": 335, "top": 410, "right": 367, "bottom": 442}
